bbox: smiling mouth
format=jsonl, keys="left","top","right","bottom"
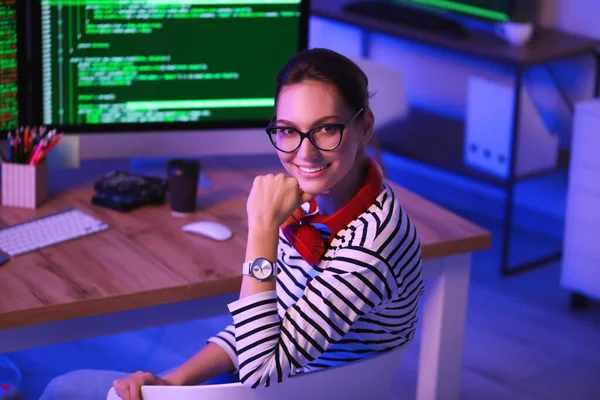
{"left": 297, "top": 164, "right": 331, "bottom": 173}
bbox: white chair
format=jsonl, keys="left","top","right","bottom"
{"left": 107, "top": 346, "right": 407, "bottom": 400}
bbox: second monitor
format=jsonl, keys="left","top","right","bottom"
{"left": 393, "top": 0, "right": 514, "bottom": 21}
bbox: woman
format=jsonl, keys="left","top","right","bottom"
{"left": 40, "top": 48, "right": 424, "bottom": 400}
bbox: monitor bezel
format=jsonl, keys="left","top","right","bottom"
{"left": 26, "top": 0, "right": 311, "bottom": 135}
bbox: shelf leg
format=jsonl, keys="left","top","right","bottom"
{"left": 500, "top": 66, "right": 564, "bottom": 277}
{"left": 569, "top": 292, "right": 590, "bottom": 310}
{"left": 500, "top": 67, "right": 523, "bottom": 277}
{"left": 594, "top": 51, "right": 600, "bottom": 98}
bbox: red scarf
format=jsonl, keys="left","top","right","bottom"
{"left": 281, "top": 158, "right": 384, "bottom": 266}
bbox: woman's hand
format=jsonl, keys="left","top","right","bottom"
{"left": 246, "top": 173, "right": 314, "bottom": 230}
{"left": 113, "top": 371, "right": 172, "bottom": 400}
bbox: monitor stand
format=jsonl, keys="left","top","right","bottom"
{"left": 343, "top": 1, "right": 469, "bottom": 40}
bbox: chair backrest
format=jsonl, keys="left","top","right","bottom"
{"left": 107, "top": 347, "right": 406, "bottom": 400}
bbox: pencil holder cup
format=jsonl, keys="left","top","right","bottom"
{"left": 1, "top": 159, "right": 48, "bottom": 209}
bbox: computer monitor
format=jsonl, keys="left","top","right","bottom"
{"left": 393, "top": 0, "right": 515, "bottom": 22}
{"left": 27, "top": 0, "right": 309, "bottom": 161}
{"left": 0, "top": 0, "right": 24, "bottom": 133}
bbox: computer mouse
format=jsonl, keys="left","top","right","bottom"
{"left": 182, "top": 221, "right": 233, "bottom": 241}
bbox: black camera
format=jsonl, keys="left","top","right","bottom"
{"left": 91, "top": 170, "right": 167, "bottom": 212}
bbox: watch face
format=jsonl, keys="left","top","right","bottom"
{"left": 251, "top": 258, "right": 274, "bottom": 280}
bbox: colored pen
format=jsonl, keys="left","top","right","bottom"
{"left": 24, "top": 127, "right": 29, "bottom": 155}
{"left": 33, "top": 134, "right": 63, "bottom": 165}
{"left": 6, "top": 132, "right": 11, "bottom": 163}
{"left": 27, "top": 138, "right": 46, "bottom": 165}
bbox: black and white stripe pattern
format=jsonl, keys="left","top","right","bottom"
{"left": 207, "top": 183, "right": 424, "bottom": 388}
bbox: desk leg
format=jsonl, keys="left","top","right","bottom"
{"left": 417, "top": 253, "right": 471, "bottom": 400}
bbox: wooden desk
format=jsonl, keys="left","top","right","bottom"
{"left": 0, "top": 155, "right": 490, "bottom": 400}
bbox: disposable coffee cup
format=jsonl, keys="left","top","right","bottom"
{"left": 166, "top": 159, "right": 201, "bottom": 216}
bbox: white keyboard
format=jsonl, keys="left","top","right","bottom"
{"left": 0, "top": 209, "right": 109, "bottom": 257}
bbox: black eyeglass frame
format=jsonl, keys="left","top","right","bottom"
{"left": 265, "top": 108, "right": 364, "bottom": 153}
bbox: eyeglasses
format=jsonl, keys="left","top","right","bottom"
{"left": 266, "top": 108, "right": 364, "bottom": 153}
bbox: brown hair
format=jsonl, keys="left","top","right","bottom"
{"left": 274, "top": 48, "right": 370, "bottom": 117}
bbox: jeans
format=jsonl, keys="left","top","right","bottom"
{"left": 39, "top": 369, "right": 238, "bottom": 400}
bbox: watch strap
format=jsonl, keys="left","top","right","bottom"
{"left": 242, "top": 260, "right": 252, "bottom": 276}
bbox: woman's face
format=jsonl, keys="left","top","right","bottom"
{"left": 274, "top": 80, "right": 372, "bottom": 196}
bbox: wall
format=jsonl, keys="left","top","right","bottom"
{"left": 309, "top": 0, "right": 599, "bottom": 149}
{"left": 554, "top": 0, "right": 600, "bottom": 38}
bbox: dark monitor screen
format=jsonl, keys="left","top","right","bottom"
{"left": 395, "top": 0, "right": 514, "bottom": 21}
{"left": 0, "top": 0, "right": 20, "bottom": 132}
{"left": 35, "top": 0, "right": 308, "bottom": 133}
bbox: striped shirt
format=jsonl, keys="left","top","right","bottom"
{"left": 207, "top": 182, "right": 424, "bottom": 388}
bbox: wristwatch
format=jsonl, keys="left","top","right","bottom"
{"left": 243, "top": 258, "right": 277, "bottom": 281}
